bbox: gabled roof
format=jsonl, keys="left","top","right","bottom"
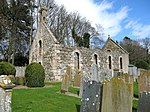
{"left": 102, "top": 37, "right": 129, "bottom": 54}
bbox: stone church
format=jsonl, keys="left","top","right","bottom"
{"left": 29, "top": 6, "right": 129, "bottom": 81}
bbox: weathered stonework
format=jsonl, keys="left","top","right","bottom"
{"left": 101, "top": 78, "right": 133, "bottom": 112}
{"left": 0, "top": 75, "right": 15, "bottom": 112}
{"left": 138, "top": 70, "right": 150, "bottom": 94}
{"left": 29, "top": 7, "right": 129, "bottom": 81}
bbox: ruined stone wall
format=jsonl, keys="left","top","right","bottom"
{"left": 43, "top": 42, "right": 128, "bottom": 81}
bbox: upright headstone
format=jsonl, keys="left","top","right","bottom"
{"left": 101, "top": 77, "right": 133, "bottom": 112}
{"left": 66, "top": 66, "right": 72, "bottom": 82}
{"left": 120, "top": 73, "right": 134, "bottom": 84}
{"left": 138, "top": 71, "right": 150, "bottom": 95}
{"left": 80, "top": 80, "right": 103, "bottom": 112}
{"left": 61, "top": 74, "right": 69, "bottom": 93}
{"left": 91, "top": 64, "right": 99, "bottom": 82}
{"left": 113, "top": 69, "right": 120, "bottom": 77}
{"left": 138, "top": 92, "right": 150, "bottom": 112}
{"left": 0, "top": 75, "right": 15, "bottom": 112}
{"left": 60, "top": 66, "right": 72, "bottom": 93}
{"left": 73, "top": 68, "right": 81, "bottom": 87}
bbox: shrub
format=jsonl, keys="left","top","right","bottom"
{"left": 10, "top": 77, "right": 26, "bottom": 85}
{"left": 135, "top": 60, "right": 149, "bottom": 70}
{"left": 25, "top": 62, "right": 45, "bottom": 87}
{"left": 0, "top": 62, "right": 16, "bottom": 76}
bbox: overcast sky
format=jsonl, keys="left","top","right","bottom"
{"left": 54, "top": 0, "right": 150, "bottom": 41}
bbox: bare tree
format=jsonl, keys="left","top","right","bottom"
{"left": 45, "top": 0, "right": 103, "bottom": 47}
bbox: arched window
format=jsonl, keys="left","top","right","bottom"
{"left": 107, "top": 49, "right": 111, "bottom": 52}
{"left": 94, "top": 54, "right": 98, "bottom": 65}
{"left": 120, "top": 57, "right": 123, "bottom": 69}
{"left": 108, "top": 56, "right": 112, "bottom": 69}
{"left": 74, "top": 52, "right": 80, "bottom": 70}
{"left": 39, "top": 40, "right": 42, "bottom": 48}
{"left": 39, "top": 40, "right": 42, "bottom": 55}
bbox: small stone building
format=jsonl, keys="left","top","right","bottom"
{"left": 29, "top": 6, "right": 129, "bottom": 81}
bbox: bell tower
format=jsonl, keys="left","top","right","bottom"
{"left": 39, "top": 6, "right": 47, "bottom": 23}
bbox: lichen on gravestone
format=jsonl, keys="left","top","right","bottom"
{"left": 60, "top": 66, "right": 72, "bottom": 93}
{"left": 61, "top": 74, "right": 69, "bottom": 93}
{"left": 73, "top": 68, "right": 81, "bottom": 87}
{"left": 102, "top": 77, "right": 133, "bottom": 112}
{"left": 138, "top": 70, "right": 150, "bottom": 95}
{"left": 0, "top": 75, "right": 15, "bottom": 112}
{"left": 120, "top": 73, "right": 133, "bottom": 82}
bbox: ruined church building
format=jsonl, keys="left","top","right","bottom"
{"left": 29, "top": 6, "right": 129, "bottom": 81}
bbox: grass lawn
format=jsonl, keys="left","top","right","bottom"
{"left": 133, "top": 81, "right": 138, "bottom": 110}
{"left": 12, "top": 81, "right": 139, "bottom": 111}
{"left": 12, "top": 82, "right": 80, "bottom": 112}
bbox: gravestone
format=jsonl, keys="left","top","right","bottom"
{"left": 120, "top": 73, "right": 134, "bottom": 85}
{"left": 80, "top": 80, "right": 103, "bottom": 112}
{"left": 60, "top": 66, "right": 72, "bottom": 93}
{"left": 61, "top": 74, "right": 69, "bottom": 93}
{"left": 98, "top": 69, "right": 112, "bottom": 82}
{"left": 138, "top": 71, "right": 150, "bottom": 95}
{"left": 66, "top": 66, "right": 72, "bottom": 82}
{"left": 91, "top": 64, "right": 99, "bottom": 82}
{"left": 138, "top": 92, "right": 150, "bottom": 112}
{"left": 73, "top": 68, "right": 81, "bottom": 87}
{"left": 113, "top": 69, "right": 120, "bottom": 77}
{"left": 0, "top": 75, "right": 15, "bottom": 112}
{"left": 101, "top": 77, "right": 133, "bottom": 112}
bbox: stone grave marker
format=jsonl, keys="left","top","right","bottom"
{"left": 61, "top": 74, "right": 69, "bottom": 93}
{"left": 138, "top": 70, "right": 150, "bottom": 95}
{"left": 113, "top": 69, "right": 120, "bottom": 77}
{"left": 0, "top": 75, "right": 15, "bottom": 112}
{"left": 60, "top": 66, "right": 72, "bottom": 93}
{"left": 80, "top": 80, "right": 103, "bottom": 112}
{"left": 101, "top": 77, "right": 133, "bottom": 112}
{"left": 66, "top": 66, "right": 72, "bottom": 82}
{"left": 120, "top": 73, "right": 134, "bottom": 84}
{"left": 138, "top": 92, "right": 150, "bottom": 112}
{"left": 91, "top": 64, "right": 99, "bottom": 82}
{"left": 73, "top": 68, "right": 81, "bottom": 87}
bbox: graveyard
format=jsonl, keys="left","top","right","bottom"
{"left": 0, "top": 1, "right": 150, "bottom": 112}
{"left": 0, "top": 61, "right": 150, "bottom": 112}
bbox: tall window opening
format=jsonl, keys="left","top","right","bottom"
{"left": 94, "top": 54, "right": 98, "bottom": 65}
{"left": 120, "top": 57, "right": 123, "bottom": 69}
{"left": 108, "top": 56, "right": 112, "bottom": 69}
{"left": 39, "top": 40, "right": 42, "bottom": 55}
{"left": 74, "top": 52, "right": 80, "bottom": 70}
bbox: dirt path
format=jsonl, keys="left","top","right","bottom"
{"left": 13, "top": 85, "right": 53, "bottom": 89}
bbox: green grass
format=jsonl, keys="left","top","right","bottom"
{"left": 68, "top": 87, "right": 80, "bottom": 95}
{"left": 12, "top": 82, "right": 80, "bottom": 112}
{"left": 133, "top": 100, "right": 138, "bottom": 110}
{"left": 134, "top": 81, "right": 138, "bottom": 98}
{"left": 133, "top": 81, "right": 138, "bottom": 110}
{"left": 12, "top": 81, "right": 139, "bottom": 111}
